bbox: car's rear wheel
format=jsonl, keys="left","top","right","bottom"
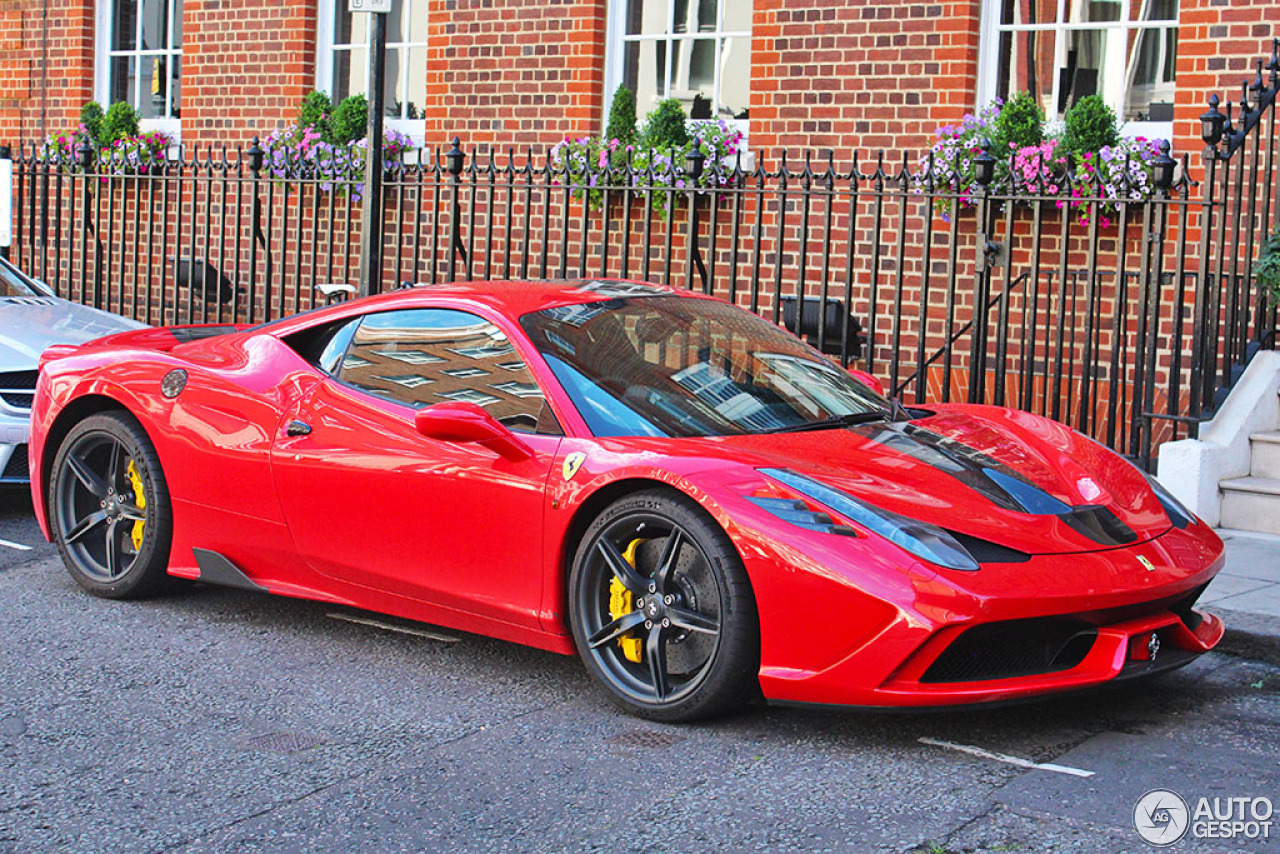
{"left": 569, "top": 489, "right": 759, "bottom": 721}
{"left": 49, "top": 412, "right": 174, "bottom": 599}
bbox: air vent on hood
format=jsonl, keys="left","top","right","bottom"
{"left": 1, "top": 297, "right": 59, "bottom": 306}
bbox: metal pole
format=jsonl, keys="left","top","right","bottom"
{"left": 358, "top": 8, "right": 388, "bottom": 297}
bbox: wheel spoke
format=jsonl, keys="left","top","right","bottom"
{"left": 587, "top": 610, "right": 646, "bottom": 649}
{"left": 104, "top": 519, "right": 123, "bottom": 578}
{"left": 653, "top": 528, "right": 683, "bottom": 594}
{"left": 64, "top": 509, "right": 108, "bottom": 544}
{"left": 667, "top": 606, "right": 719, "bottom": 636}
{"left": 66, "top": 452, "right": 109, "bottom": 499}
{"left": 107, "top": 443, "right": 124, "bottom": 489}
{"left": 597, "top": 539, "right": 649, "bottom": 596}
{"left": 645, "top": 624, "right": 669, "bottom": 700}
{"left": 116, "top": 502, "right": 146, "bottom": 523}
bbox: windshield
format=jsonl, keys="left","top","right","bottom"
{"left": 0, "top": 259, "right": 50, "bottom": 298}
{"left": 520, "top": 295, "right": 889, "bottom": 437}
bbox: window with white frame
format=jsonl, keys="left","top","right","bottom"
{"left": 98, "top": 0, "right": 183, "bottom": 127}
{"left": 317, "top": 0, "right": 428, "bottom": 132}
{"left": 606, "top": 0, "right": 752, "bottom": 128}
{"left": 978, "top": 0, "right": 1178, "bottom": 137}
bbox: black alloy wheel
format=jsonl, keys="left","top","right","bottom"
{"left": 570, "top": 489, "right": 759, "bottom": 721}
{"left": 50, "top": 412, "right": 175, "bottom": 599}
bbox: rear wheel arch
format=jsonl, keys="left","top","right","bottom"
{"left": 40, "top": 395, "right": 135, "bottom": 501}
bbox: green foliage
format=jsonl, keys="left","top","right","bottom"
{"left": 101, "top": 101, "right": 141, "bottom": 144}
{"left": 79, "top": 102, "right": 105, "bottom": 144}
{"left": 1061, "top": 95, "right": 1120, "bottom": 163}
{"left": 992, "top": 92, "right": 1044, "bottom": 155}
{"left": 298, "top": 90, "right": 334, "bottom": 138}
{"left": 606, "top": 84, "right": 637, "bottom": 145}
{"left": 329, "top": 93, "right": 369, "bottom": 145}
{"left": 639, "top": 98, "right": 689, "bottom": 151}
{"left": 1257, "top": 225, "right": 1280, "bottom": 302}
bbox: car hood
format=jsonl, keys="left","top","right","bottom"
{"left": 0, "top": 297, "right": 146, "bottom": 371}
{"left": 682, "top": 405, "right": 1172, "bottom": 556}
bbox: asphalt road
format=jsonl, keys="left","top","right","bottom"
{"left": 1, "top": 489, "right": 1278, "bottom": 853}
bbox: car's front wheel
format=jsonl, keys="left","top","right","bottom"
{"left": 49, "top": 411, "right": 175, "bottom": 599}
{"left": 569, "top": 489, "right": 759, "bottom": 721}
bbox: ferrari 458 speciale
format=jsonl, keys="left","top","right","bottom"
{"left": 29, "top": 279, "right": 1224, "bottom": 720}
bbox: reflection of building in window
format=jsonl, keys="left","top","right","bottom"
{"left": 671, "top": 361, "right": 783, "bottom": 432}
{"left": 337, "top": 309, "right": 547, "bottom": 431}
{"left": 321, "top": 0, "right": 428, "bottom": 123}
{"left": 982, "top": 0, "right": 1178, "bottom": 127}
{"left": 104, "top": 0, "right": 184, "bottom": 121}
{"left": 612, "top": 0, "right": 752, "bottom": 123}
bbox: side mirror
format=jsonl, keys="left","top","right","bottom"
{"left": 414, "top": 402, "right": 533, "bottom": 461}
{"left": 846, "top": 367, "right": 885, "bottom": 397}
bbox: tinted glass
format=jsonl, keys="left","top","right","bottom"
{"left": 520, "top": 296, "right": 889, "bottom": 438}
{"left": 336, "top": 308, "right": 553, "bottom": 434}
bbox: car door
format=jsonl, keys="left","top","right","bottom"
{"left": 270, "top": 306, "right": 564, "bottom": 630}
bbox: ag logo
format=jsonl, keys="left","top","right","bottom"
{"left": 1137, "top": 555, "right": 1156, "bottom": 573}
{"left": 1133, "top": 788, "right": 1190, "bottom": 846}
{"left": 561, "top": 452, "right": 586, "bottom": 482}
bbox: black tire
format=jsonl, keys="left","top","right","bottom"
{"left": 569, "top": 488, "right": 760, "bottom": 722}
{"left": 48, "top": 411, "right": 175, "bottom": 599}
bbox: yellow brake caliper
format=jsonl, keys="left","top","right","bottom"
{"left": 126, "top": 459, "right": 146, "bottom": 551}
{"left": 608, "top": 538, "right": 648, "bottom": 663}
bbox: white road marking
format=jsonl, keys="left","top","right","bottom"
{"left": 326, "top": 612, "right": 461, "bottom": 643}
{"left": 918, "top": 737, "right": 1095, "bottom": 778}
{"left": 0, "top": 538, "right": 32, "bottom": 551}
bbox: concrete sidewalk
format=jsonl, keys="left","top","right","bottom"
{"left": 1207, "top": 528, "right": 1280, "bottom": 660}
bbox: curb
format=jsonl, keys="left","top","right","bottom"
{"left": 1213, "top": 607, "right": 1280, "bottom": 665}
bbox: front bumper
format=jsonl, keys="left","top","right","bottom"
{"left": 748, "top": 522, "right": 1226, "bottom": 709}
{"left": 0, "top": 408, "right": 31, "bottom": 484}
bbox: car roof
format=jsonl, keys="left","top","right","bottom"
{"left": 261, "top": 278, "right": 712, "bottom": 335}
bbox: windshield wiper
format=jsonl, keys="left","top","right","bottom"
{"left": 758, "top": 411, "right": 891, "bottom": 434}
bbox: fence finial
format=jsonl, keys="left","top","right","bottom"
{"left": 76, "top": 136, "right": 95, "bottom": 171}
{"left": 446, "top": 137, "right": 465, "bottom": 177}
{"left": 1153, "top": 140, "right": 1176, "bottom": 191}
{"left": 974, "top": 138, "right": 996, "bottom": 187}
{"left": 247, "top": 136, "right": 264, "bottom": 175}
{"left": 685, "top": 138, "right": 705, "bottom": 181}
{"left": 1200, "top": 95, "right": 1225, "bottom": 146}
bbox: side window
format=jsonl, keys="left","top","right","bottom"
{"left": 336, "top": 308, "right": 556, "bottom": 434}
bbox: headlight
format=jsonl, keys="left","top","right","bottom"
{"left": 760, "top": 468, "right": 980, "bottom": 571}
{"left": 1141, "top": 470, "right": 1194, "bottom": 529}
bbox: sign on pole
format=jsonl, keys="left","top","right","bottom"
{"left": 348, "top": 0, "right": 393, "bottom": 12}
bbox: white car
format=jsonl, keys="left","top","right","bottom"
{"left": 0, "top": 257, "right": 145, "bottom": 485}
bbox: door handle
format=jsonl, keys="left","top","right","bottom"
{"left": 285, "top": 420, "right": 312, "bottom": 437}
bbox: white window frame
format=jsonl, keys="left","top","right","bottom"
{"left": 94, "top": 0, "right": 183, "bottom": 140}
{"left": 316, "top": 0, "right": 428, "bottom": 145}
{"left": 976, "top": 0, "right": 1177, "bottom": 142}
{"left": 603, "top": 0, "right": 752, "bottom": 148}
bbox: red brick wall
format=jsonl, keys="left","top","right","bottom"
{"left": 180, "top": 0, "right": 316, "bottom": 146}
{"left": 749, "top": 0, "right": 982, "bottom": 164}
{"left": 420, "top": 0, "right": 607, "bottom": 150}
{"left": 1174, "top": 0, "right": 1277, "bottom": 182}
{"left": 0, "top": 0, "right": 94, "bottom": 144}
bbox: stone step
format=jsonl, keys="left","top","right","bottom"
{"left": 1251, "top": 432, "right": 1280, "bottom": 480}
{"left": 1220, "top": 476, "right": 1280, "bottom": 536}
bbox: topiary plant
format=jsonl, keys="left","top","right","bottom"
{"left": 606, "top": 84, "right": 637, "bottom": 145}
{"left": 1257, "top": 225, "right": 1280, "bottom": 303}
{"left": 1061, "top": 94, "right": 1120, "bottom": 163}
{"left": 101, "top": 101, "right": 141, "bottom": 144}
{"left": 329, "top": 93, "right": 369, "bottom": 145}
{"left": 639, "top": 98, "right": 689, "bottom": 152}
{"left": 79, "top": 101, "right": 106, "bottom": 144}
{"left": 992, "top": 92, "right": 1044, "bottom": 155}
{"left": 298, "top": 90, "right": 334, "bottom": 139}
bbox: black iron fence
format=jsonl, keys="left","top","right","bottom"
{"left": 5, "top": 41, "right": 1280, "bottom": 468}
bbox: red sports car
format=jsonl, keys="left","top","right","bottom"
{"left": 28, "top": 279, "right": 1224, "bottom": 721}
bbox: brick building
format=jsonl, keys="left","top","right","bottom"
{"left": 0, "top": 0, "right": 1274, "bottom": 170}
